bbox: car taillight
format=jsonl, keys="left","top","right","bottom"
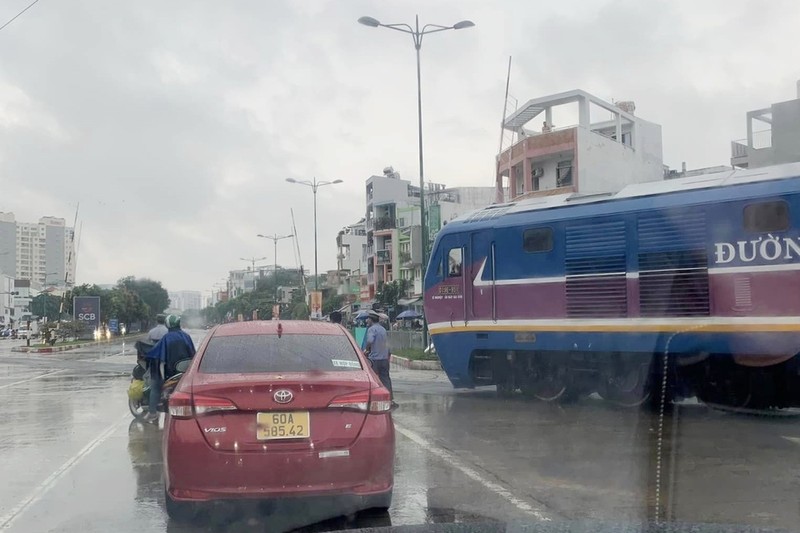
{"left": 328, "top": 390, "right": 370, "bottom": 411}
{"left": 167, "top": 392, "right": 237, "bottom": 418}
{"left": 168, "top": 391, "right": 193, "bottom": 418}
{"left": 368, "top": 387, "right": 392, "bottom": 413}
{"left": 193, "top": 395, "right": 238, "bottom": 416}
{"left": 328, "top": 388, "right": 392, "bottom": 413}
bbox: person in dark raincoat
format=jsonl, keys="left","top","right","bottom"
{"left": 144, "top": 314, "right": 195, "bottom": 423}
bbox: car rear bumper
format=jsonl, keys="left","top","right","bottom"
{"left": 164, "top": 414, "right": 395, "bottom": 502}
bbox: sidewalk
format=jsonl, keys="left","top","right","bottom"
{"left": 390, "top": 354, "right": 441, "bottom": 371}
{"left": 11, "top": 334, "right": 144, "bottom": 354}
{"left": 391, "top": 365, "right": 449, "bottom": 382}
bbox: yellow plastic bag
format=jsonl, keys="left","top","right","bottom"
{"left": 128, "top": 379, "right": 145, "bottom": 402}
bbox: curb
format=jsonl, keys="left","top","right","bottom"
{"left": 390, "top": 354, "right": 442, "bottom": 371}
{"left": 11, "top": 335, "right": 144, "bottom": 354}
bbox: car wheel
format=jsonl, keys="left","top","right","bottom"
{"left": 164, "top": 487, "right": 199, "bottom": 522}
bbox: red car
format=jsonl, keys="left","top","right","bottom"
{"left": 162, "top": 320, "right": 395, "bottom": 521}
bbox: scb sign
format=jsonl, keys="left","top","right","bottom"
{"left": 73, "top": 296, "right": 100, "bottom": 339}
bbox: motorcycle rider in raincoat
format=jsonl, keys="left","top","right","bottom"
{"left": 145, "top": 314, "right": 195, "bottom": 423}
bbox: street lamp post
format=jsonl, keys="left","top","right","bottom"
{"left": 285, "top": 178, "right": 343, "bottom": 293}
{"left": 257, "top": 232, "right": 294, "bottom": 304}
{"left": 358, "top": 14, "right": 474, "bottom": 347}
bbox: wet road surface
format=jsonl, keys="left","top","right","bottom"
{"left": 1, "top": 331, "right": 799, "bottom": 532}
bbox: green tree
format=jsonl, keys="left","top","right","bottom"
{"left": 202, "top": 270, "right": 307, "bottom": 323}
{"left": 58, "top": 320, "right": 86, "bottom": 340}
{"left": 29, "top": 293, "right": 62, "bottom": 322}
{"left": 374, "top": 280, "right": 409, "bottom": 311}
{"left": 117, "top": 277, "right": 170, "bottom": 318}
{"left": 322, "top": 291, "right": 345, "bottom": 315}
{"left": 292, "top": 302, "right": 310, "bottom": 319}
{"left": 109, "top": 287, "right": 149, "bottom": 325}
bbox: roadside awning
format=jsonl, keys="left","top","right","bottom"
{"left": 397, "top": 298, "right": 421, "bottom": 306}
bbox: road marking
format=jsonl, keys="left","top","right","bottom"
{"left": 394, "top": 423, "right": 551, "bottom": 521}
{"left": 0, "top": 369, "right": 65, "bottom": 390}
{"left": 0, "top": 413, "right": 128, "bottom": 530}
{"left": 782, "top": 436, "right": 800, "bottom": 445}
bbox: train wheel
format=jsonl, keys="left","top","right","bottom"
{"left": 598, "top": 355, "right": 651, "bottom": 407}
{"left": 519, "top": 354, "right": 569, "bottom": 402}
{"left": 697, "top": 366, "right": 752, "bottom": 408}
{"left": 493, "top": 352, "right": 516, "bottom": 398}
{"left": 496, "top": 378, "right": 515, "bottom": 398}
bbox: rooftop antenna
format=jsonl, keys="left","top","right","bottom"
{"left": 495, "top": 56, "right": 512, "bottom": 204}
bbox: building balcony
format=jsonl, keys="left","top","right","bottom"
{"left": 731, "top": 139, "right": 749, "bottom": 168}
{"left": 374, "top": 217, "right": 396, "bottom": 231}
{"left": 497, "top": 128, "right": 578, "bottom": 172}
{"left": 376, "top": 249, "right": 391, "bottom": 265}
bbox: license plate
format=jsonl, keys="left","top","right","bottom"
{"left": 256, "top": 411, "right": 310, "bottom": 440}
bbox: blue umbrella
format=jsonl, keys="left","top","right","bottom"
{"left": 396, "top": 309, "right": 422, "bottom": 319}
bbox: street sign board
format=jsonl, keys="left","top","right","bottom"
{"left": 108, "top": 319, "right": 119, "bottom": 333}
{"left": 73, "top": 296, "right": 100, "bottom": 339}
{"left": 310, "top": 291, "right": 323, "bottom": 320}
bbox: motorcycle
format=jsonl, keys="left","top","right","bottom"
{"left": 128, "top": 341, "right": 191, "bottom": 420}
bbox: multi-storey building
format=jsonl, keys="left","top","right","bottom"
{"left": 0, "top": 213, "right": 76, "bottom": 287}
{"left": 226, "top": 266, "right": 303, "bottom": 298}
{"left": 168, "top": 290, "right": 204, "bottom": 312}
{"left": 363, "top": 167, "right": 494, "bottom": 303}
{"left": 335, "top": 220, "right": 367, "bottom": 304}
{"left": 496, "top": 89, "right": 663, "bottom": 202}
{"left": 731, "top": 82, "right": 800, "bottom": 169}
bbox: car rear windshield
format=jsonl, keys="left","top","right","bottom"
{"left": 198, "top": 334, "right": 363, "bottom": 374}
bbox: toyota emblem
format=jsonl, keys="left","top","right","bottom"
{"left": 274, "top": 389, "right": 293, "bottom": 404}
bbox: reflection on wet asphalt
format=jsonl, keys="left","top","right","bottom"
{"left": 1, "top": 332, "right": 800, "bottom": 532}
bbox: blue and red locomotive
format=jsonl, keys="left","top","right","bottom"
{"left": 424, "top": 163, "right": 800, "bottom": 409}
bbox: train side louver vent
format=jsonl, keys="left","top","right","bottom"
{"left": 638, "top": 211, "right": 710, "bottom": 317}
{"left": 565, "top": 221, "right": 627, "bottom": 318}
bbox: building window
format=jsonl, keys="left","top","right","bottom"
{"left": 448, "top": 248, "right": 463, "bottom": 277}
{"left": 556, "top": 160, "right": 573, "bottom": 187}
{"left": 744, "top": 200, "right": 789, "bottom": 233}
{"left": 531, "top": 167, "right": 543, "bottom": 191}
{"left": 511, "top": 163, "right": 525, "bottom": 196}
{"left": 523, "top": 228, "right": 554, "bottom": 253}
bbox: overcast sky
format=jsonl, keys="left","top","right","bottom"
{"left": 1, "top": 0, "right": 797, "bottom": 294}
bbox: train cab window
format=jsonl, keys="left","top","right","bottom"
{"left": 744, "top": 201, "right": 789, "bottom": 232}
{"left": 523, "top": 227, "right": 553, "bottom": 253}
{"left": 448, "top": 248, "right": 463, "bottom": 277}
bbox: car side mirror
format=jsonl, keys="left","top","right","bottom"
{"left": 174, "top": 359, "right": 191, "bottom": 373}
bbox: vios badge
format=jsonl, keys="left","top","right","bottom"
{"left": 274, "top": 389, "right": 293, "bottom": 404}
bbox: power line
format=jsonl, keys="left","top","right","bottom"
{"left": 0, "top": 0, "right": 41, "bottom": 33}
